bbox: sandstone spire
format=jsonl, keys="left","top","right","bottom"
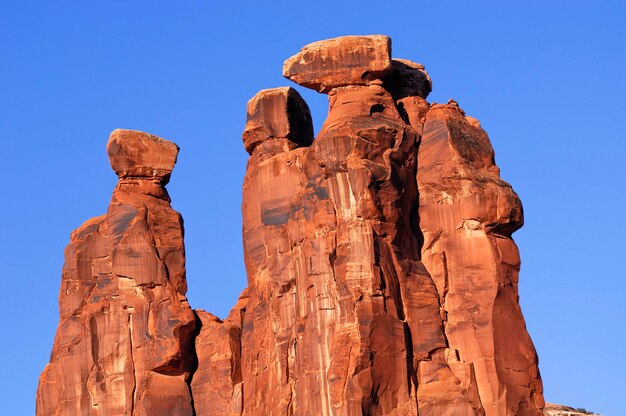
{"left": 37, "top": 129, "right": 196, "bottom": 415}
{"left": 416, "top": 103, "right": 545, "bottom": 415}
{"left": 226, "top": 34, "right": 543, "bottom": 415}
{"left": 38, "top": 35, "right": 545, "bottom": 416}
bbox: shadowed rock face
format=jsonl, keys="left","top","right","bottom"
{"left": 242, "top": 87, "right": 314, "bottom": 155}
{"left": 38, "top": 35, "right": 545, "bottom": 416}
{"left": 382, "top": 59, "right": 432, "bottom": 100}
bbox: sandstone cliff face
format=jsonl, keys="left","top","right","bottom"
{"left": 416, "top": 103, "right": 544, "bottom": 416}
{"left": 38, "top": 35, "right": 545, "bottom": 416}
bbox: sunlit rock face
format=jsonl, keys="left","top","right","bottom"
{"left": 416, "top": 102, "right": 545, "bottom": 416}
{"left": 36, "top": 130, "right": 196, "bottom": 416}
{"left": 543, "top": 403, "right": 602, "bottom": 416}
{"left": 38, "top": 35, "right": 544, "bottom": 416}
{"left": 237, "top": 82, "right": 483, "bottom": 415}
{"left": 282, "top": 35, "right": 392, "bottom": 93}
{"left": 231, "top": 35, "right": 543, "bottom": 416}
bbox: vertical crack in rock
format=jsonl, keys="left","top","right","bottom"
{"left": 441, "top": 250, "right": 450, "bottom": 327}
{"left": 37, "top": 35, "right": 544, "bottom": 416}
{"left": 184, "top": 312, "right": 201, "bottom": 416}
{"left": 128, "top": 313, "right": 136, "bottom": 415}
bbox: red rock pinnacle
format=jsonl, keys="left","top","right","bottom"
{"left": 37, "top": 129, "right": 196, "bottom": 415}
{"left": 38, "top": 35, "right": 545, "bottom": 416}
{"left": 417, "top": 103, "right": 544, "bottom": 415}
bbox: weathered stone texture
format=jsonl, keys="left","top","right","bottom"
{"left": 233, "top": 34, "right": 543, "bottom": 416}
{"left": 543, "top": 403, "right": 602, "bottom": 416}
{"left": 283, "top": 35, "right": 392, "bottom": 93}
{"left": 38, "top": 35, "right": 545, "bottom": 416}
{"left": 237, "top": 81, "right": 480, "bottom": 415}
{"left": 37, "top": 130, "right": 196, "bottom": 416}
{"left": 107, "top": 128, "right": 179, "bottom": 183}
{"left": 415, "top": 102, "right": 544, "bottom": 416}
{"left": 190, "top": 290, "right": 247, "bottom": 416}
{"left": 242, "top": 87, "right": 314, "bottom": 155}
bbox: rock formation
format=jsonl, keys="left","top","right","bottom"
{"left": 417, "top": 102, "right": 544, "bottom": 415}
{"left": 38, "top": 35, "right": 546, "bottom": 416}
{"left": 37, "top": 130, "right": 196, "bottom": 415}
{"left": 543, "top": 403, "right": 601, "bottom": 416}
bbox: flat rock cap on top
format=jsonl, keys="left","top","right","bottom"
{"left": 242, "top": 87, "right": 314, "bottom": 155}
{"left": 107, "top": 129, "right": 179, "bottom": 183}
{"left": 283, "top": 35, "right": 392, "bottom": 93}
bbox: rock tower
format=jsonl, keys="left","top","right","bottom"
{"left": 38, "top": 35, "right": 544, "bottom": 416}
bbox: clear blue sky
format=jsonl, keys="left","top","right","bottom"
{"left": 1, "top": 1, "right": 624, "bottom": 415}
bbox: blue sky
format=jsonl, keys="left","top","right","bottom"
{"left": 1, "top": 1, "right": 624, "bottom": 415}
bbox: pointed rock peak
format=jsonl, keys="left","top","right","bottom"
{"left": 382, "top": 58, "right": 432, "bottom": 100}
{"left": 242, "top": 87, "right": 314, "bottom": 155}
{"left": 282, "top": 35, "right": 392, "bottom": 93}
{"left": 106, "top": 129, "right": 179, "bottom": 184}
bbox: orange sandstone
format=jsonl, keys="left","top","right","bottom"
{"left": 38, "top": 35, "right": 545, "bottom": 416}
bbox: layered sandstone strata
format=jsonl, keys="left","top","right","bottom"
{"left": 38, "top": 35, "right": 545, "bottom": 416}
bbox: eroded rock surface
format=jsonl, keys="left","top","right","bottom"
{"left": 107, "top": 128, "right": 179, "bottom": 183}
{"left": 242, "top": 87, "right": 314, "bottom": 155}
{"left": 37, "top": 130, "right": 196, "bottom": 416}
{"left": 190, "top": 289, "right": 247, "bottom": 416}
{"left": 232, "top": 34, "right": 543, "bottom": 416}
{"left": 416, "top": 102, "right": 545, "bottom": 416}
{"left": 39, "top": 35, "right": 545, "bottom": 416}
{"left": 283, "top": 35, "right": 391, "bottom": 93}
